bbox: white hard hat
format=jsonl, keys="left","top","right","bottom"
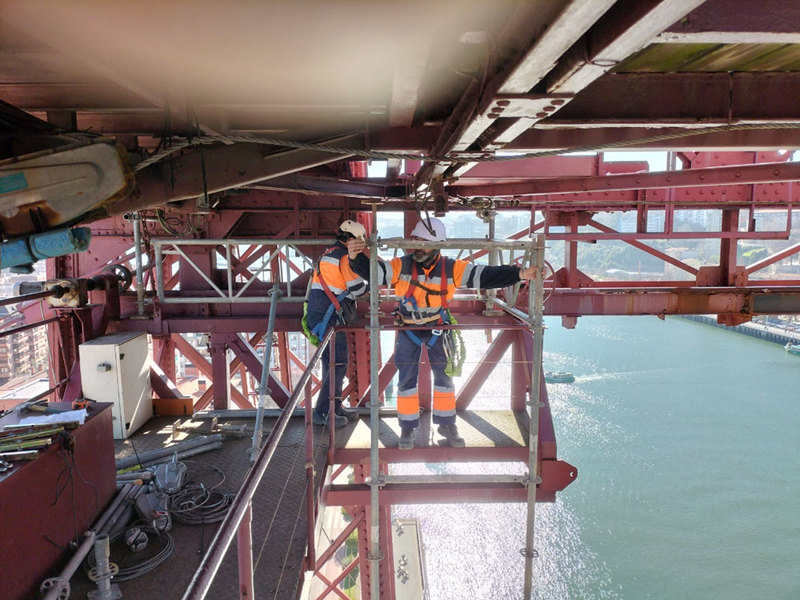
{"left": 411, "top": 217, "right": 446, "bottom": 242}
{"left": 339, "top": 219, "right": 366, "bottom": 241}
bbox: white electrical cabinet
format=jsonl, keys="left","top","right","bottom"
{"left": 79, "top": 331, "right": 152, "bottom": 439}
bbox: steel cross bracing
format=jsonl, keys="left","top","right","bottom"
{"left": 4, "top": 151, "right": 800, "bottom": 599}
{"left": 13, "top": 147, "right": 800, "bottom": 414}
{"left": 5, "top": 147, "right": 798, "bottom": 420}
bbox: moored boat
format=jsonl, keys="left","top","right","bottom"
{"left": 785, "top": 342, "right": 800, "bottom": 355}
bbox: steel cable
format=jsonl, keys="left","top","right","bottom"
{"left": 84, "top": 526, "right": 174, "bottom": 582}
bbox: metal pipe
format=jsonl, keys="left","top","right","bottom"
{"left": 194, "top": 409, "right": 307, "bottom": 419}
{"left": 181, "top": 327, "right": 334, "bottom": 600}
{"left": 0, "top": 316, "right": 60, "bottom": 340}
{"left": 367, "top": 232, "right": 381, "bottom": 600}
{"left": 487, "top": 296, "right": 531, "bottom": 323}
{"left": 132, "top": 212, "right": 146, "bottom": 316}
{"left": 41, "top": 530, "right": 96, "bottom": 600}
{"left": 157, "top": 296, "right": 305, "bottom": 304}
{"left": 303, "top": 382, "right": 316, "bottom": 568}
{"left": 92, "top": 483, "right": 133, "bottom": 533}
{"left": 98, "top": 485, "right": 143, "bottom": 536}
{"left": 90, "top": 534, "right": 121, "bottom": 599}
{"left": 152, "top": 238, "right": 334, "bottom": 247}
{"left": 0, "top": 286, "right": 65, "bottom": 307}
{"left": 192, "top": 407, "right": 399, "bottom": 420}
{"left": 328, "top": 324, "right": 337, "bottom": 446}
{"left": 523, "top": 235, "right": 546, "bottom": 600}
{"left": 380, "top": 238, "right": 535, "bottom": 251}
{"left": 379, "top": 474, "right": 528, "bottom": 485}
{"left": 250, "top": 285, "right": 281, "bottom": 461}
{"left": 236, "top": 503, "right": 254, "bottom": 600}
{"left": 115, "top": 434, "right": 223, "bottom": 469}
{"left": 486, "top": 210, "right": 498, "bottom": 312}
{"left": 155, "top": 239, "right": 165, "bottom": 303}
{"left": 135, "top": 441, "right": 223, "bottom": 469}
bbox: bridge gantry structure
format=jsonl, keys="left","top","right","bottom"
{"left": 8, "top": 150, "right": 800, "bottom": 599}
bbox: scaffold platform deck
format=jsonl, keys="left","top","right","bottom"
{"left": 333, "top": 409, "right": 531, "bottom": 464}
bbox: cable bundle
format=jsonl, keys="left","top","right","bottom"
{"left": 169, "top": 483, "right": 235, "bottom": 525}
{"left": 86, "top": 526, "right": 174, "bottom": 582}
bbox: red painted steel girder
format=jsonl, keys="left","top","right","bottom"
{"left": 111, "top": 288, "right": 800, "bottom": 335}
{"left": 449, "top": 161, "right": 800, "bottom": 204}
{"left": 325, "top": 460, "right": 576, "bottom": 506}
{"left": 665, "top": 0, "right": 800, "bottom": 40}
{"left": 546, "top": 72, "right": 800, "bottom": 124}
{"left": 504, "top": 126, "right": 800, "bottom": 153}
{"left": 543, "top": 287, "right": 800, "bottom": 317}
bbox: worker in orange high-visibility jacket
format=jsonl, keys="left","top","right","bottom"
{"left": 305, "top": 220, "right": 368, "bottom": 428}
{"left": 347, "top": 217, "right": 538, "bottom": 449}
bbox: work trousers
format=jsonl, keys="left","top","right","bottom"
{"left": 395, "top": 329, "right": 456, "bottom": 429}
{"left": 308, "top": 315, "right": 349, "bottom": 417}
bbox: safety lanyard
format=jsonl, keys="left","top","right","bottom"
{"left": 315, "top": 246, "right": 343, "bottom": 312}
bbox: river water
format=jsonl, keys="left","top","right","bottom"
{"left": 392, "top": 316, "right": 800, "bottom": 600}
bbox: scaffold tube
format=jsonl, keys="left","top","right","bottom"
{"left": 523, "top": 235, "right": 546, "bottom": 600}
{"left": 368, "top": 233, "right": 381, "bottom": 600}
{"left": 132, "top": 212, "right": 146, "bottom": 316}
{"left": 250, "top": 285, "right": 281, "bottom": 461}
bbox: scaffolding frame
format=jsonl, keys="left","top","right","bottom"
{"left": 364, "top": 234, "right": 547, "bottom": 600}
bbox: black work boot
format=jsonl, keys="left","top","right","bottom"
{"left": 313, "top": 410, "right": 347, "bottom": 428}
{"left": 398, "top": 427, "right": 415, "bottom": 450}
{"left": 437, "top": 424, "right": 465, "bottom": 447}
{"left": 335, "top": 402, "right": 358, "bottom": 422}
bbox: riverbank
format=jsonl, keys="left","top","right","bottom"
{"left": 676, "top": 315, "right": 800, "bottom": 347}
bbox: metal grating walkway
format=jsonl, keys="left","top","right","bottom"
{"left": 69, "top": 415, "right": 329, "bottom": 600}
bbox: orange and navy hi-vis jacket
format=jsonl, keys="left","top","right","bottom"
{"left": 350, "top": 252, "right": 522, "bottom": 323}
{"left": 306, "top": 241, "right": 367, "bottom": 319}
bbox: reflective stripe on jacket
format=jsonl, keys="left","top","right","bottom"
{"left": 350, "top": 253, "right": 522, "bottom": 320}
{"left": 307, "top": 242, "right": 367, "bottom": 316}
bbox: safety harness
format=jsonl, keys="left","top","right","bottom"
{"left": 400, "top": 260, "right": 448, "bottom": 348}
{"left": 301, "top": 247, "right": 350, "bottom": 345}
{"left": 399, "top": 258, "right": 466, "bottom": 376}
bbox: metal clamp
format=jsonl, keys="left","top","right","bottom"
{"left": 365, "top": 475, "right": 387, "bottom": 488}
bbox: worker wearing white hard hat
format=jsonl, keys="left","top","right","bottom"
{"left": 346, "top": 216, "right": 538, "bottom": 449}
{"left": 302, "top": 219, "right": 368, "bottom": 428}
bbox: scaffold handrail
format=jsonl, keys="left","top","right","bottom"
{"left": 150, "top": 236, "right": 539, "bottom": 306}
{"left": 181, "top": 326, "right": 334, "bottom": 600}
